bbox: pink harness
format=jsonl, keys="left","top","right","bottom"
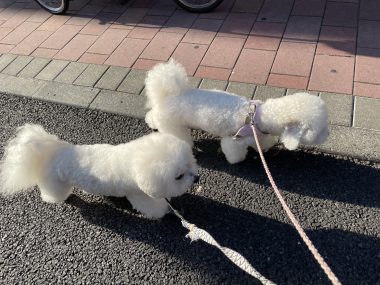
{"left": 233, "top": 100, "right": 264, "bottom": 139}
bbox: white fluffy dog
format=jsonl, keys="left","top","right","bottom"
{"left": 144, "top": 59, "right": 329, "bottom": 164}
{"left": 0, "top": 124, "right": 198, "bottom": 219}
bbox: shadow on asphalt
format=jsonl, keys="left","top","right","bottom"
{"left": 194, "top": 137, "right": 380, "bottom": 209}
{"left": 67, "top": 192, "right": 379, "bottom": 285}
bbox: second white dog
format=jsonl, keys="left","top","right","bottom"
{"left": 0, "top": 124, "right": 198, "bottom": 219}
{"left": 144, "top": 60, "right": 329, "bottom": 164}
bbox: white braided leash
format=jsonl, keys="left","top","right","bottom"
{"left": 251, "top": 122, "right": 342, "bottom": 285}
{"left": 166, "top": 201, "right": 275, "bottom": 284}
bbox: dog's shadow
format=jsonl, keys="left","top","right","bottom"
{"left": 67, "top": 193, "right": 379, "bottom": 285}
{"left": 192, "top": 134, "right": 380, "bottom": 209}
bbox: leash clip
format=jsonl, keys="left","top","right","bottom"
{"left": 233, "top": 101, "right": 259, "bottom": 140}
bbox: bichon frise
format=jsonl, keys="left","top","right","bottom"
{"left": 144, "top": 59, "right": 329, "bottom": 164}
{"left": 0, "top": 124, "right": 198, "bottom": 219}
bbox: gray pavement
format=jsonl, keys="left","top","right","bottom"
{"left": 0, "top": 94, "right": 379, "bottom": 285}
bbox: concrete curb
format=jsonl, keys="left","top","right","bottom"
{"left": 0, "top": 54, "right": 379, "bottom": 162}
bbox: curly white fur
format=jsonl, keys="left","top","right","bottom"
{"left": 145, "top": 60, "right": 329, "bottom": 164}
{"left": 0, "top": 124, "right": 198, "bottom": 219}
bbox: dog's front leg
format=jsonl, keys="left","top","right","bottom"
{"left": 127, "top": 191, "right": 169, "bottom": 219}
{"left": 220, "top": 136, "right": 249, "bottom": 164}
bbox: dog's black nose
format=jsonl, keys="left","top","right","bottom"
{"left": 193, "top": 175, "right": 200, "bottom": 183}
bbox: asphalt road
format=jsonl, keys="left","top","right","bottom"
{"left": 0, "top": 93, "right": 379, "bottom": 285}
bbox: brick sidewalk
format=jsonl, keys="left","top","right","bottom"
{"left": 1, "top": 0, "right": 380, "bottom": 98}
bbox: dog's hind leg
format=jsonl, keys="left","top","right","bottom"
{"left": 39, "top": 179, "right": 73, "bottom": 203}
{"left": 221, "top": 136, "right": 249, "bottom": 164}
{"left": 127, "top": 191, "right": 169, "bottom": 219}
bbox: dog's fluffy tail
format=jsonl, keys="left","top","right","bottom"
{"left": 0, "top": 124, "right": 67, "bottom": 195}
{"left": 145, "top": 58, "right": 188, "bottom": 108}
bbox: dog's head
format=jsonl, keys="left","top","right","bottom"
{"left": 133, "top": 133, "right": 198, "bottom": 199}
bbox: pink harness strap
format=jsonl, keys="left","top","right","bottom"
{"left": 234, "top": 100, "right": 263, "bottom": 139}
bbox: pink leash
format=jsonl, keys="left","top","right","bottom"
{"left": 248, "top": 107, "right": 341, "bottom": 285}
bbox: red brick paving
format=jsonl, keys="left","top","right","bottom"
{"left": 358, "top": 20, "right": 380, "bottom": 49}
{"left": 267, "top": 74, "right": 309, "bottom": 90}
{"left": 80, "top": 12, "right": 119, "bottom": 36}
{"left": 1, "top": 21, "right": 39, "bottom": 45}
{"left": 37, "top": 15, "right": 69, "bottom": 32}
{"left": 355, "top": 48, "right": 380, "bottom": 85}
{"left": 78, "top": 52, "right": 108, "bottom": 64}
{"left": 283, "top": 16, "right": 322, "bottom": 43}
{"left": 26, "top": 10, "right": 51, "bottom": 23}
{"left": 40, "top": 25, "right": 82, "bottom": 50}
{"left": 230, "top": 49, "right": 276, "bottom": 84}
{"left": 140, "top": 31, "right": 182, "bottom": 61}
{"left": 1, "top": 0, "right": 380, "bottom": 98}
{"left": 0, "top": 43, "right": 14, "bottom": 53}
{"left": 309, "top": 55, "right": 355, "bottom": 94}
{"left": 105, "top": 38, "right": 149, "bottom": 67}
{"left": 87, "top": 28, "right": 129, "bottom": 54}
{"left": 316, "top": 26, "right": 357, "bottom": 57}
{"left": 182, "top": 18, "right": 223, "bottom": 45}
{"left": 133, "top": 58, "right": 164, "bottom": 70}
{"left": 354, "top": 82, "right": 380, "bottom": 99}
{"left": 272, "top": 42, "right": 316, "bottom": 77}
{"left": 323, "top": 2, "right": 358, "bottom": 28}
{"left": 32, "top": 47, "right": 58, "bottom": 59}
{"left": 201, "top": 36, "right": 244, "bottom": 69}
{"left": 54, "top": 34, "right": 98, "bottom": 61}
{"left": 172, "top": 42, "right": 207, "bottom": 75}
{"left": 11, "top": 30, "right": 51, "bottom": 55}
{"left": 217, "top": 12, "right": 256, "bottom": 38}
{"left": 161, "top": 11, "right": 197, "bottom": 34}
{"left": 258, "top": 0, "right": 293, "bottom": 23}
{"left": 291, "top": 0, "right": 326, "bottom": 17}
{"left": 195, "top": 66, "right": 231, "bottom": 81}
{"left": 1, "top": 9, "right": 35, "bottom": 29}
{"left": 245, "top": 22, "right": 285, "bottom": 50}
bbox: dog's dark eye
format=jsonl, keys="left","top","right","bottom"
{"left": 175, "top": 174, "right": 184, "bottom": 180}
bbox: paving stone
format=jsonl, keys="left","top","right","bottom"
{"left": 354, "top": 96, "right": 380, "bottom": 130}
{"left": 195, "top": 66, "right": 231, "bottom": 81}
{"left": 286, "top": 89, "right": 318, "bottom": 96}
{"left": 230, "top": 49, "right": 276, "bottom": 84}
{"left": 309, "top": 54, "right": 354, "bottom": 95}
{"left": 73, "top": 64, "right": 108, "bottom": 87}
{"left": 188, "top": 76, "right": 202, "bottom": 89}
{"left": 226, "top": 82, "right": 256, "bottom": 99}
{"left": 0, "top": 54, "right": 17, "bottom": 72}
{"left": 89, "top": 90, "right": 147, "bottom": 119}
{"left": 55, "top": 62, "right": 88, "bottom": 84}
{"left": 33, "top": 81, "right": 100, "bottom": 107}
{"left": 35, "top": 59, "right": 69, "bottom": 81}
{"left": 1, "top": 55, "right": 33, "bottom": 76}
{"left": 315, "top": 124, "right": 380, "bottom": 162}
{"left": 253, "top": 85, "right": 286, "bottom": 101}
{"left": 0, "top": 73, "right": 47, "bottom": 97}
{"left": 320, "top": 92, "right": 353, "bottom": 126}
{"left": 199, "top": 79, "right": 227, "bottom": 90}
{"left": 17, "top": 57, "right": 50, "bottom": 78}
{"left": 117, "top": 69, "right": 146, "bottom": 94}
{"left": 95, "top": 66, "right": 130, "bottom": 90}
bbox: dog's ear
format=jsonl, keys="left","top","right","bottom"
{"left": 134, "top": 168, "right": 163, "bottom": 199}
{"left": 280, "top": 123, "right": 306, "bottom": 150}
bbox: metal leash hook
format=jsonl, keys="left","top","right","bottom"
{"left": 165, "top": 199, "right": 276, "bottom": 285}
{"left": 233, "top": 101, "right": 260, "bottom": 140}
